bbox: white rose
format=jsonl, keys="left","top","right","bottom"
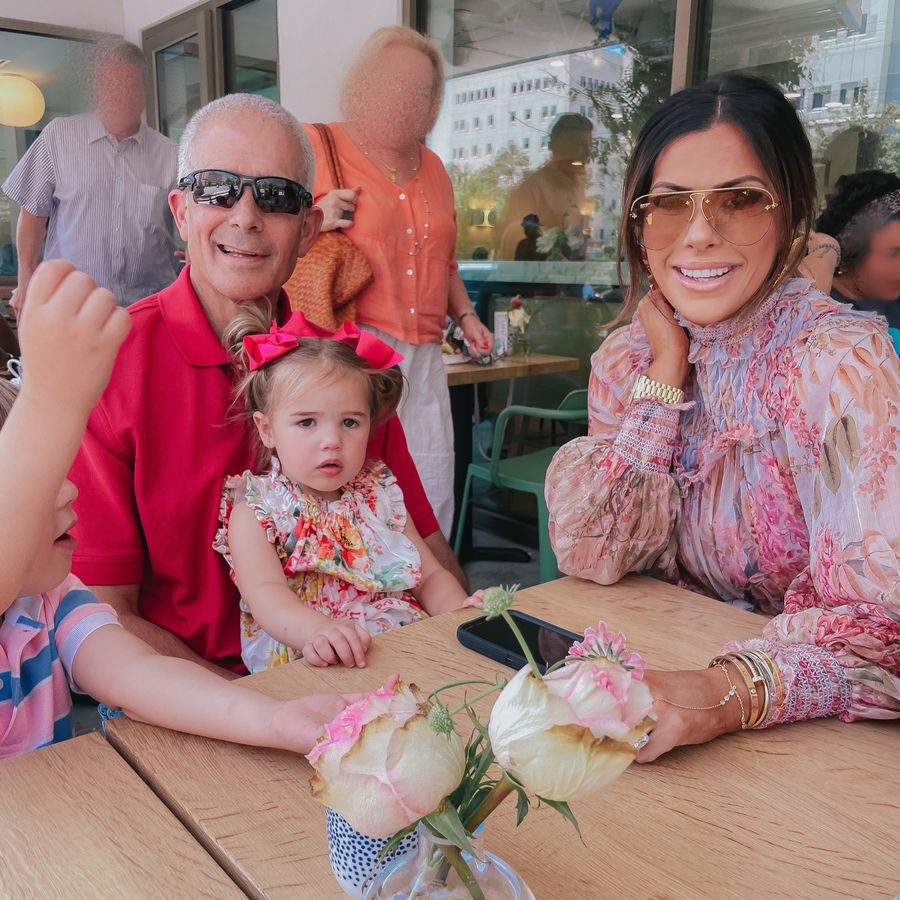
{"left": 308, "top": 678, "right": 466, "bottom": 837}
{"left": 487, "top": 623, "right": 655, "bottom": 802}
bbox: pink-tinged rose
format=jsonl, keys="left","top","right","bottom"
{"left": 307, "top": 678, "right": 465, "bottom": 837}
{"left": 487, "top": 623, "right": 654, "bottom": 801}
{"left": 510, "top": 296, "right": 523, "bottom": 309}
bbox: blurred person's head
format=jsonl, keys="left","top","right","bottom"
{"left": 548, "top": 113, "right": 593, "bottom": 173}
{"left": 89, "top": 39, "right": 147, "bottom": 138}
{"left": 817, "top": 170, "right": 900, "bottom": 303}
{"left": 341, "top": 26, "right": 444, "bottom": 148}
{"left": 170, "top": 94, "right": 322, "bottom": 316}
{"left": 521, "top": 214, "right": 542, "bottom": 238}
{"left": 618, "top": 74, "right": 815, "bottom": 327}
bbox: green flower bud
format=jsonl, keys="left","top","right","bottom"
{"left": 481, "top": 584, "right": 520, "bottom": 619}
{"left": 427, "top": 701, "right": 455, "bottom": 736}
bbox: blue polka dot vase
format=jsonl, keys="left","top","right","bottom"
{"left": 326, "top": 808, "right": 419, "bottom": 899}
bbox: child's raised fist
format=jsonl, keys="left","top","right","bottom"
{"left": 18, "top": 260, "right": 130, "bottom": 417}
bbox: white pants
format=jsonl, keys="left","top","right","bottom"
{"left": 361, "top": 326, "right": 455, "bottom": 537}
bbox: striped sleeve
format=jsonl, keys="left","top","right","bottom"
{"left": 1, "top": 126, "right": 56, "bottom": 216}
{"left": 52, "top": 585, "right": 121, "bottom": 693}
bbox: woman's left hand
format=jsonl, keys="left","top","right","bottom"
{"left": 460, "top": 315, "right": 493, "bottom": 358}
{"left": 636, "top": 667, "right": 745, "bottom": 763}
{"left": 799, "top": 230, "right": 841, "bottom": 294}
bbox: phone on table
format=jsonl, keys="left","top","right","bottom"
{"left": 457, "top": 611, "right": 581, "bottom": 673}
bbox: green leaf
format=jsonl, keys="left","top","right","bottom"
{"left": 424, "top": 803, "right": 475, "bottom": 855}
{"left": 515, "top": 787, "right": 530, "bottom": 826}
{"left": 377, "top": 821, "right": 419, "bottom": 862}
{"left": 539, "top": 797, "right": 582, "bottom": 838}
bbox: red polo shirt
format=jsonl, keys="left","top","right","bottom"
{"left": 70, "top": 266, "right": 438, "bottom": 671}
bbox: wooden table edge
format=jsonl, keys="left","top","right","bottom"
{"left": 446, "top": 353, "right": 580, "bottom": 386}
{"left": 106, "top": 727, "right": 261, "bottom": 899}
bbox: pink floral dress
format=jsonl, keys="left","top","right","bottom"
{"left": 546, "top": 278, "right": 900, "bottom": 725}
{"left": 214, "top": 459, "right": 422, "bottom": 673}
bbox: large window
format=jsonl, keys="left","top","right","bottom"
{"left": 144, "top": 0, "right": 278, "bottom": 141}
{"left": 697, "top": 0, "right": 900, "bottom": 195}
{"left": 0, "top": 24, "right": 98, "bottom": 281}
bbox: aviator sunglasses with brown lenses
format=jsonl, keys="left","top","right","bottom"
{"left": 630, "top": 186, "right": 780, "bottom": 250}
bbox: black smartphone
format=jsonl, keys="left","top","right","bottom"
{"left": 457, "top": 611, "right": 581, "bottom": 673}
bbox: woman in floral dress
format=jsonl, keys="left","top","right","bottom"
{"left": 545, "top": 74, "right": 899, "bottom": 760}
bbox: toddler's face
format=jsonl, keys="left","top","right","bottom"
{"left": 254, "top": 372, "right": 372, "bottom": 499}
{"left": 18, "top": 479, "right": 79, "bottom": 597}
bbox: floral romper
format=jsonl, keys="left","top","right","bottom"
{"left": 214, "top": 458, "right": 423, "bottom": 673}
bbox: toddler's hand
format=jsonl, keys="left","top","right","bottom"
{"left": 462, "top": 590, "right": 485, "bottom": 609}
{"left": 302, "top": 621, "right": 372, "bottom": 668}
{"left": 271, "top": 691, "right": 364, "bottom": 754}
{"left": 17, "top": 260, "right": 130, "bottom": 418}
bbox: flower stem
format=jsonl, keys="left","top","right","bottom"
{"left": 440, "top": 843, "right": 487, "bottom": 900}
{"left": 464, "top": 774, "right": 516, "bottom": 833}
{"left": 500, "top": 609, "right": 543, "bottom": 679}
{"left": 449, "top": 683, "right": 503, "bottom": 716}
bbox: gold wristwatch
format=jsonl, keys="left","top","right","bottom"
{"left": 631, "top": 374, "right": 684, "bottom": 406}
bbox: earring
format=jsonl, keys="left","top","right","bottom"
{"left": 640, "top": 246, "right": 657, "bottom": 289}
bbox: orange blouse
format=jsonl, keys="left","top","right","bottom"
{"left": 303, "top": 123, "right": 458, "bottom": 345}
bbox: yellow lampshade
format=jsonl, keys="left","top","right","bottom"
{"left": 0, "top": 75, "right": 46, "bottom": 128}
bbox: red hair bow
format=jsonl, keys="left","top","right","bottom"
{"left": 243, "top": 311, "right": 405, "bottom": 372}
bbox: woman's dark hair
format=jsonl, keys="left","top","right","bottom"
{"left": 617, "top": 74, "right": 816, "bottom": 319}
{"left": 816, "top": 169, "right": 900, "bottom": 269}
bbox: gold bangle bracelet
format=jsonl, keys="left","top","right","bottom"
{"left": 732, "top": 651, "right": 771, "bottom": 728}
{"left": 742, "top": 649, "right": 780, "bottom": 727}
{"left": 711, "top": 654, "right": 761, "bottom": 729}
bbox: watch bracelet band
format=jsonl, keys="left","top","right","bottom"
{"left": 631, "top": 373, "right": 685, "bottom": 406}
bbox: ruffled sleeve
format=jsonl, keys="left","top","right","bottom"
{"left": 367, "top": 461, "right": 408, "bottom": 532}
{"left": 545, "top": 326, "right": 687, "bottom": 584}
{"left": 212, "top": 470, "right": 285, "bottom": 576}
{"left": 729, "top": 320, "right": 900, "bottom": 724}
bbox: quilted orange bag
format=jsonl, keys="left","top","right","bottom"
{"left": 283, "top": 124, "right": 372, "bottom": 329}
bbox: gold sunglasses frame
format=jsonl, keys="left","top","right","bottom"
{"left": 629, "top": 186, "right": 780, "bottom": 248}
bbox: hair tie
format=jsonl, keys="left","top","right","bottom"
{"left": 242, "top": 311, "right": 404, "bottom": 372}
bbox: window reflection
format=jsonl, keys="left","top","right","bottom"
{"left": 223, "top": 0, "right": 279, "bottom": 100}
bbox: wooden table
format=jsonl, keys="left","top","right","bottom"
{"left": 444, "top": 352, "right": 579, "bottom": 387}
{"left": 0, "top": 732, "right": 242, "bottom": 898}
{"left": 106, "top": 576, "right": 900, "bottom": 899}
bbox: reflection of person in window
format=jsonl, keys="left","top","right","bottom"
{"left": 496, "top": 113, "right": 593, "bottom": 260}
{"left": 514, "top": 214, "right": 547, "bottom": 261}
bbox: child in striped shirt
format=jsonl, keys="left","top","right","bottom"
{"left": 0, "top": 260, "right": 358, "bottom": 760}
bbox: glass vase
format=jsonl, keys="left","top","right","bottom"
{"left": 362, "top": 822, "right": 536, "bottom": 900}
{"left": 509, "top": 331, "right": 531, "bottom": 359}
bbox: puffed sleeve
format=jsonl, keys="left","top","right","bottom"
{"left": 729, "top": 320, "right": 900, "bottom": 724}
{"left": 545, "top": 325, "right": 687, "bottom": 584}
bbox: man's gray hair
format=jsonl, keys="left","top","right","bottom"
{"left": 89, "top": 38, "right": 146, "bottom": 81}
{"left": 177, "top": 93, "right": 315, "bottom": 188}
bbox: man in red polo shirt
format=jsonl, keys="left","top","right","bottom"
{"left": 70, "top": 94, "right": 462, "bottom": 675}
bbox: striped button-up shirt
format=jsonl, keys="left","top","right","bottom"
{"left": 2, "top": 113, "right": 180, "bottom": 306}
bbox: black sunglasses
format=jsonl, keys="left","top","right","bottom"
{"left": 177, "top": 169, "right": 313, "bottom": 215}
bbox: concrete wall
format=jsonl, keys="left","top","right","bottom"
{"left": 119, "top": 0, "right": 404, "bottom": 121}
{"left": 2, "top": 0, "right": 124, "bottom": 35}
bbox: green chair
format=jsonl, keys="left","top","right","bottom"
{"left": 453, "top": 389, "right": 588, "bottom": 583}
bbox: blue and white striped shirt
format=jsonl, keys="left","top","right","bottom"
{"left": 2, "top": 113, "right": 180, "bottom": 306}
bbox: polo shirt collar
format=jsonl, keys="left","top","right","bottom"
{"left": 158, "top": 265, "right": 290, "bottom": 368}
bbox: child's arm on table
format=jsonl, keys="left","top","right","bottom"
{"left": 229, "top": 502, "right": 372, "bottom": 668}
{"left": 72, "top": 625, "right": 359, "bottom": 754}
{"left": 0, "top": 261, "right": 128, "bottom": 606}
{"left": 404, "top": 520, "right": 483, "bottom": 616}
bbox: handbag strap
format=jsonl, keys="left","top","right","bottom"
{"left": 312, "top": 123, "right": 344, "bottom": 191}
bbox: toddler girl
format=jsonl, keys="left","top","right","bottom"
{"left": 215, "top": 309, "right": 479, "bottom": 674}
{"left": 0, "top": 260, "right": 356, "bottom": 761}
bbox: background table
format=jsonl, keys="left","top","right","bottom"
{"left": 444, "top": 352, "right": 580, "bottom": 388}
{"left": 0, "top": 732, "right": 242, "bottom": 898}
{"left": 106, "top": 575, "right": 899, "bottom": 899}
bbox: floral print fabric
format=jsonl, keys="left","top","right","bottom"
{"left": 545, "top": 278, "right": 900, "bottom": 724}
{"left": 215, "top": 459, "right": 422, "bottom": 673}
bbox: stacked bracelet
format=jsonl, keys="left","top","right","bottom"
{"left": 709, "top": 651, "right": 783, "bottom": 729}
